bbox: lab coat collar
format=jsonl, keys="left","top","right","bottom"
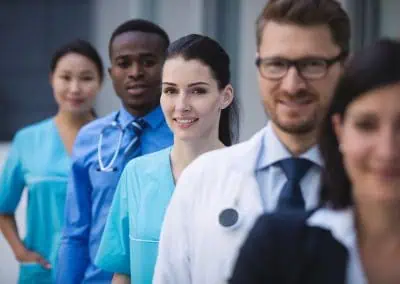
{"left": 230, "top": 125, "right": 268, "bottom": 174}
{"left": 257, "top": 123, "right": 323, "bottom": 170}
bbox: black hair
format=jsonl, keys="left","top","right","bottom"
{"left": 108, "top": 19, "right": 170, "bottom": 59}
{"left": 50, "top": 39, "right": 104, "bottom": 81}
{"left": 319, "top": 38, "right": 400, "bottom": 209}
{"left": 165, "top": 34, "right": 240, "bottom": 146}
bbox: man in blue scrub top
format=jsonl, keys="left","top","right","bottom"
{"left": 56, "top": 19, "right": 173, "bottom": 283}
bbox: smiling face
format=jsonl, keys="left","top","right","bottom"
{"left": 333, "top": 83, "right": 400, "bottom": 203}
{"left": 51, "top": 52, "right": 101, "bottom": 115}
{"left": 160, "top": 57, "right": 233, "bottom": 142}
{"left": 258, "top": 21, "right": 343, "bottom": 137}
{"left": 109, "top": 31, "right": 166, "bottom": 116}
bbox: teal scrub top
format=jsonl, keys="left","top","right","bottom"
{"left": 0, "top": 119, "right": 71, "bottom": 283}
{"left": 95, "top": 147, "right": 174, "bottom": 284}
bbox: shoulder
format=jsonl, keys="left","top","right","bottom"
{"left": 14, "top": 118, "right": 53, "bottom": 139}
{"left": 77, "top": 112, "right": 117, "bottom": 138}
{"left": 194, "top": 139, "right": 253, "bottom": 166}
{"left": 125, "top": 147, "right": 171, "bottom": 173}
{"left": 74, "top": 112, "right": 117, "bottom": 148}
{"left": 180, "top": 134, "right": 260, "bottom": 178}
{"left": 12, "top": 118, "right": 54, "bottom": 150}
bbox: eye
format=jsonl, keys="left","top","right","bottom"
{"left": 191, "top": 87, "right": 207, "bottom": 95}
{"left": 162, "top": 87, "right": 177, "bottom": 95}
{"left": 262, "top": 60, "right": 287, "bottom": 74}
{"left": 60, "top": 75, "right": 71, "bottom": 81}
{"left": 354, "top": 119, "right": 378, "bottom": 132}
{"left": 81, "top": 76, "right": 94, "bottom": 81}
{"left": 116, "top": 59, "right": 131, "bottom": 69}
{"left": 141, "top": 58, "right": 157, "bottom": 67}
{"left": 300, "top": 59, "right": 327, "bottom": 74}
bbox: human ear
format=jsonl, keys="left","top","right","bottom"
{"left": 332, "top": 114, "right": 344, "bottom": 151}
{"left": 220, "top": 84, "right": 234, "bottom": 110}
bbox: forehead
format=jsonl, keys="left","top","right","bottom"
{"left": 162, "top": 57, "right": 215, "bottom": 84}
{"left": 259, "top": 21, "right": 341, "bottom": 58}
{"left": 346, "top": 83, "right": 400, "bottom": 116}
{"left": 54, "top": 53, "right": 97, "bottom": 73}
{"left": 111, "top": 31, "right": 165, "bottom": 59}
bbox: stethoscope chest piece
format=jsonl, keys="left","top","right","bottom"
{"left": 219, "top": 208, "right": 241, "bottom": 230}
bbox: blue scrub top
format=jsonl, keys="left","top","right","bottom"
{"left": 0, "top": 118, "right": 70, "bottom": 284}
{"left": 57, "top": 106, "right": 173, "bottom": 284}
{"left": 95, "top": 147, "right": 175, "bottom": 284}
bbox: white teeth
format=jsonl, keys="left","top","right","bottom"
{"left": 175, "top": 119, "right": 196, "bottom": 123}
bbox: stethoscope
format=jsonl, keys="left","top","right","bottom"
{"left": 97, "top": 112, "right": 140, "bottom": 172}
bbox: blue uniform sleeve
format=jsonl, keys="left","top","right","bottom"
{"left": 0, "top": 134, "right": 26, "bottom": 214}
{"left": 95, "top": 166, "right": 131, "bottom": 274}
{"left": 56, "top": 134, "right": 92, "bottom": 283}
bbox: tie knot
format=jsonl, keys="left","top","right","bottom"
{"left": 131, "top": 118, "right": 146, "bottom": 136}
{"left": 278, "top": 158, "right": 313, "bottom": 183}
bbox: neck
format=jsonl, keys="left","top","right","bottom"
{"left": 124, "top": 102, "right": 159, "bottom": 118}
{"left": 170, "top": 135, "right": 225, "bottom": 182}
{"left": 271, "top": 123, "right": 317, "bottom": 156}
{"left": 356, "top": 198, "right": 400, "bottom": 245}
{"left": 54, "top": 110, "right": 94, "bottom": 130}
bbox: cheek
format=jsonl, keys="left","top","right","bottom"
{"left": 316, "top": 73, "right": 341, "bottom": 103}
{"left": 160, "top": 97, "right": 173, "bottom": 117}
{"left": 341, "top": 131, "right": 372, "bottom": 178}
{"left": 83, "top": 82, "right": 101, "bottom": 98}
{"left": 146, "top": 65, "right": 162, "bottom": 81}
{"left": 258, "top": 79, "right": 276, "bottom": 102}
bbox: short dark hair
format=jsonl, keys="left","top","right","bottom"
{"left": 50, "top": 39, "right": 104, "bottom": 81}
{"left": 108, "top": 19, "right": 170, "bottom": 59}
{"left": 319, "top": 38, "right": 400, "bottom": 209}
{"left": 256, "top": 0, "right": 350, "bottom": 55}
{"left": 165, "top": 34, "right": 240, "bottom": 146}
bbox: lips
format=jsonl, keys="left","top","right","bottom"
{"left": 67, "top": 98, "right": 85, "bottom": 106}
{"left": 126, "top": 83, "right": 149, "bottom": 95}
{"left": 173, "top": 118, "right": 199, "bottom": 129}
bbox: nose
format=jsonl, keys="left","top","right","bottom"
{"left": 280, "top": 67, "right": 307, "bottom": 95}
{"left": 128, "top": 62, "right": 144, "bottom": 79}
{"left": 69, "top": 79, "right": 80, "bottom": 94}
{"left": 175, "top": 93, "right": 191, "bottom": 113}
{"left": 376, "top": 126, "right": 400, "bottom": 162}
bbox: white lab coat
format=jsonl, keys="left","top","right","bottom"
{"left": 153, "top": 127, "right": 267, "bottom": 284}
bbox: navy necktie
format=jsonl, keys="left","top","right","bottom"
{"left": 125, "top": 118, "right": 147, "bottom": 155}
{"left": 277, "top": 158, "right": 313, "bottom": 210}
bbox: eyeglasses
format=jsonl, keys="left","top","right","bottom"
{"left": 255, "top": 53, "right": 345, "bottom": 80}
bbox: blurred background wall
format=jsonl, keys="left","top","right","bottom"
{"left": 0, "top": 0, "right": 399, "bottom": 282}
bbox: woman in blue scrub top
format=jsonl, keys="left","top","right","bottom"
{"left": 95, "top": 34, "right": 240, "bottom": 284}
{"left": 0, "top": 39, "right": 103, "bottom": 283}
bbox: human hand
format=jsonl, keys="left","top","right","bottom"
{"left": 16, "top": 248, "right": 51, "bottom": 269}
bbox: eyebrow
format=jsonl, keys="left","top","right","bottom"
{"left": 162, "top": 82, "right": 209, "bottom": 87}
{"left": 115, "top": 52, "right": 156, "bottom": 60}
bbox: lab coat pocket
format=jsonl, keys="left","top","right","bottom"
{"left": 129, "top": 235, "right": 160, "bottom": 284}
{"left": 18, "top": 262, "right": 52, "bottom": 284}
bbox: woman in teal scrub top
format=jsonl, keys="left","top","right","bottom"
{"left": 95, "top": 34, "right": 240, "bottom": 284}
{"left": 0, "top": 39, "right": 103, "bottom": 283}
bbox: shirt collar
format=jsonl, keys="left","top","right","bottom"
{"left": 256, "top": 122, "right": 323, "bottom": 170}
{"left": 118, "top": 105, "right": 165, "bottom": 130}
{"left": 307, "top": 207, "right": 356, "bottom": 249}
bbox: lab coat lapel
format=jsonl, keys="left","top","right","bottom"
{"left": 231, "top": 127, "right": 267, "bottom": 219}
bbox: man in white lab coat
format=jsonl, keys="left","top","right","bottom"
{"left": 154, "top": 1, "right": 351, "bottom": 283}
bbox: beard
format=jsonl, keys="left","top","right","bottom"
{"left": 273, "top": 113, "right": 317, "bottom": 134}
{"left": 264, "top": 90, "right": 320, "bottom": 135}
